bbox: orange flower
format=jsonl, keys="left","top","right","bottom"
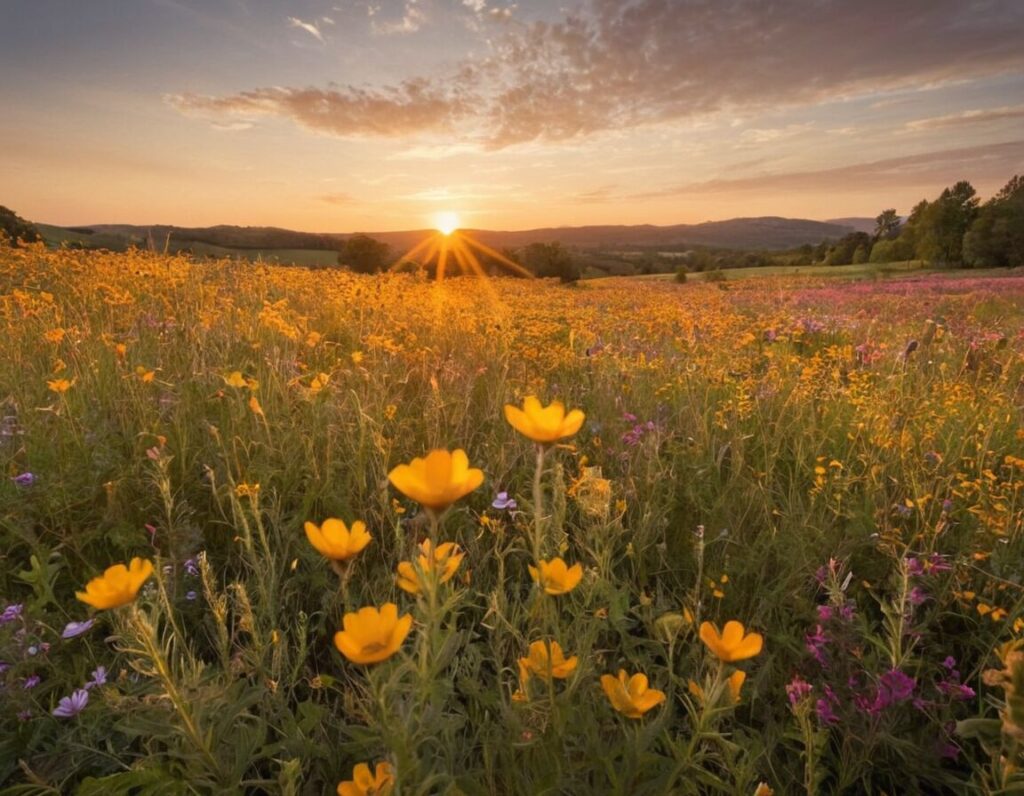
{"left": 337, "top": 761, "right": 394, "bottom": 796}
{"left": 699, "top": 620, "right": 764, "bottom": 662}
{"left": 504, "top": 396, "right": 585, "bottom": 444}
{"left": 76, "top": 558, "right": 153, "bottom": 610}
{"left": 728, "top": 669, "right": 746, "bottom": 703}
{"left": 304, "top": 518, "right": 371, "bottom": 562}
{"left": 387, "top": 449, "right": 483, "bottom": 513}
{"left": 334, "top": 604, "right": 412, "bottom": 665}
{"left": 395, "top": 540, "right": 464, "bottom": 595}
{"left": 528, "top": 558, "right": 583, "bottom": 596}
{"left": 519, "top": 640, "right": 577, "bottom": 682}
{"left": 600, "top": 669, "right": 666, "bottom": 718}
{"left": 47, "top": 378, "right": 74, "bottom": 393}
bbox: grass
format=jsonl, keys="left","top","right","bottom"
{"left": 639, "top": 259, "right": 1022, "bottom": 282}
{"left": 3, "top": 243, "right": 1024, "bottom": 793}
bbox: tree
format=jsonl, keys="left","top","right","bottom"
{"left": 873, "top": 209, "right": 901, "bottom": 241}
{"left": 964, "top": 175, "right": 1024, "bottom": 268}
{"left": 0, "top": 206, "right": 41, "bottom": 246}
{"left": 338, "top": 234, "right": 391, "bottom": 274}
{"left": 825, "top": 232, "right": 872, "bottom": 265}
{"left": 520, "top": 242, "right": 580, "bottom": 283}
{"left": 915, "top": 181, "right": 979, "bottom": 265}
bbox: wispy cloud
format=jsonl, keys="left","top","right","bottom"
{"left": 372, "top": 0, "right": 426, "bottom": 35}
{"left": 174, "top": 1, "right": 1024, "bottom": 148}
{"left": 905, "top": 104, "right": 1024, "bottom": 131}
{"left": 287, "top": 16, "right": 324, "bottom": 42}
{"left": 635, "top": 140, "right": 1024, "bottom": 197}
{"left": 320, "top": 192, "right": 357, "bottom": 205}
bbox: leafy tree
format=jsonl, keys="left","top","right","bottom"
{"left": 338, "top": 234, "right": 391, "bottom": 274}
{"left": 915, "top": 181, "right": 979, "bottom": 265}
{"left": 520, "top": 242, "right": 580, "bottom": 283}
{"left": 826, "top": 232, "right": 872, "bottom": 265}
{"left": 852, "top": 244, "right": 869, "bottom": 264}
{"left": 873, "top": 209, "right": 901, "bottom": 241}
{"left": 0, "top": 205, "right": 41, "bottom": 246}
{"left": 964, "top": 175, "right": 1024, "bottom": 268}
{"left": 869, "top": 237, "right": 915, "bottom": 264}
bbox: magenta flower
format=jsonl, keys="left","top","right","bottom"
{"left": 786, "top": 675, "right": 813, "bottom": 706}
{"left": 52, "top": 689, "right": 89, "bottom": 718}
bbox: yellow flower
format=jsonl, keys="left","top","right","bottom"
{"left": 395, "top": 540, "right": 464, "bottom": 595}
{"left": 600, "top": 669, "right": 666, "bottom": 718}
{"left": 528, "top": 558, "right": 583, "bottom": 596}
{"left": 337, "top": 761, "right": 395, "bottom": 796}
{"left": 224, "top": 371, "right": 247, "bottom": 388}
{"left": 334, "top": 604, "right": 412, "bottom": 665}
{"left": 47, "top": 378, "right": 74, "bottom": 393}
{"left": 235, "top": 482, "right": 260, "bottom": 499}
{"left": 504, "top": 396, "right": 585, "bottom": 444}
{"left": 728, "top": 669, "right": 746, "bottom": 703}
{"left": 75, "top": 558, "right": 154, "bottom": 610}
{"left": 304, "top": 518, "right": 371, "bottom": 562}
{"left": 519, "top": 640, "right": 578, "bottom": 682}
{"left": 387, "top": 449, "right": 484, "bottom": 513}
{"left": 699, "top": 620, "right": 764, "bottom": 662}
{"left": 753, "top": 783, "right": 775, "bottom": 796}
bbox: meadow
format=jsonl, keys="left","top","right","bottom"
{"left": 4, "top": 242, "right": 1024, "bottom": 794}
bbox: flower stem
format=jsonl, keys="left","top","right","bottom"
{"left": 532, "top": 444, "right": 547, "bottom": 562}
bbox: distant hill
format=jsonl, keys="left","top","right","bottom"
{"left": 826, "top": 217, "right": 876, "bottom": 235}
{"left": 39, "top": 216, "right": 860, "bottom": 256}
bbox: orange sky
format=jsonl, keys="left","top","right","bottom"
{"left": 3, "top": 1, "right": 1023, "bottom": 231}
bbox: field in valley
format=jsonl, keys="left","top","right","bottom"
{"left": 4, "top": 243, "right": 1024, "bottom": 793}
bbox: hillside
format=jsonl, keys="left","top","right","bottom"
{"left": 40, "top": 216, "right": 860, "bottom": 256}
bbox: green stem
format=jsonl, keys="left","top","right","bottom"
{"left": 532, "top": 444, "right": 547, "bottom": 562}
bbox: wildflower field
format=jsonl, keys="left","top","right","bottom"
{"left": 5, "top": 243, "right": 1024, "bottom": 794}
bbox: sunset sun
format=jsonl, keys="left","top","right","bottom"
{"left": 433, "top": 211, "right": 460, "bottom": 235}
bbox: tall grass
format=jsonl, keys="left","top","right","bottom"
{"left": 2, "top": 242, "right": 1024, "bottom": 793}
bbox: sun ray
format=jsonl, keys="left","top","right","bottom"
{"left": 461, "top": 236, "right": 535, "bottom": 279}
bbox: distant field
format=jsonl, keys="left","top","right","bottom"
{"left": 639, "top": 260, "right": 936, "bottom": 281}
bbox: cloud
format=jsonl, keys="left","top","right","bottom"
{"left": 372, "top": 0, "right": 426, "bottom": 34}
{"left": 174, "top": 1, "right": 1024, "bottom": 147}
{"left": 210, "top": 121, "right": 254, "bottom": 132}
{"left": 320, "top": 192, "right": 357, "bottom": 205}
{"left": 167, "top": 78, "right": 473, "bottom": 138}
{"left": 572, "top": 184, "right": 619, "bottom": 204}
{"left": 905, "top": 104, "right": 1024, "bottom": 131}
{"left": 635, "top": 140, "right": 1024, "bottom": 197}
{"left": 287, "top": 16, "right": 324, "bottom": 42}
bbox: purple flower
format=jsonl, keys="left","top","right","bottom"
{"left": 185, "top": 590, "right": 198, "bottom": 601}
{"left": 838, "top": 602, "right": 855, "bottom": 622}
{"left": 1, "top": 603, "right": 24, "bottom": 624}
{"left": 786, "top": 675, "right": 813, "bottom": 706}
{"left": 816, "top": 605, "right": 833, "bottom": 621}
{"left": 815, "top": 697, "right": 839, "bottom": 725}
{"left": 491, "top": 491, "right": 517, "bottom": 511}
{"left": 23, "top": 674, "right": 40, "bottom": 689}
{"left": 184, "top": 558, "right": 199, "bottom": 577}
{"left": 805, "top": 624, "right": 829, "bottom": 666}
{"left": 17, "top": 710, "right": 32, "bottom": 722}
{"left": 941, "top": 499, "right": 953, "bottom": 512}
{"left": 868, "top": 669, "right": 917, "bottom": 714}
{"left": 12, "top": 472, "right": 35, "bottom": 487}
{"left": 908, "top": 587, "right": 928, "bottom": 606}
{"left": 85, "top": 666, "right": 107, "bottom": 690}
{"left": 61, "top": 619, "right": 96, "bottom": 639}
{"left": 52, "top": 689, "right": 89, "bottom": 718}
{"left": 942, "top": 656, "right": 957, "bottom": 671}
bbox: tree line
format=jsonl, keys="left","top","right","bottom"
{"left": 822, "top": 174, "right": 1023, "bottom": 268}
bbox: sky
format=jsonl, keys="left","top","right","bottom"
{"left": 2, "top": 0, "right": 1024, "bottom": 232}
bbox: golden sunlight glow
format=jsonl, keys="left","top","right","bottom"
{"left": 433, "top": 211, "right": 460, "bottom": 235}
{"left": 389, "top": 228, "right": 533, "bottom": 282}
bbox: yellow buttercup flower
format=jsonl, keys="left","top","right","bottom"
{"left": 224, "top": 371, "right": 247, "bottom": 388}
{"left": 396, "top": 540, "right": 464, "bottom": 595}
{"left": 699, "top": 620, "right": 764, "bottom": 662}
{"left": 47, "top": 378, "right": 74, "bottom": 393}
{"left": 75, "top": 558, "right": 154, "bottom": 610}
{"left": 334, "top": 604, "right": 412, "bottom": 665}
{"left": 519, "top": 640, "right": 578, "bottom": 682}
{"left": 504, "top": 396, "right": 585, "bottom": 444}
{"left": 337, "top": 761, "right": 395, "bottom": 796}
{"left": 304, "top": 518, "right": 371, "bottom": 562}
{"left": 528, "top": 557, "right": 583, "bottom": 596}
{"left": 387, "top": 449, "right": 484, "bottom": 513}
{"left": 600, "top": 669, "right": 666, "bottom": 718}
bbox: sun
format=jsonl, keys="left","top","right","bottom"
{"left": 433, "top": 211, "right": 460, "bottom": 236}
